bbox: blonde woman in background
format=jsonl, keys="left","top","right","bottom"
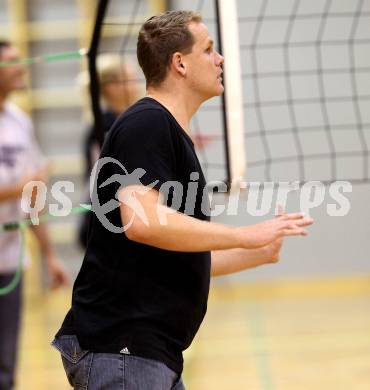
{"left": 78, "top": 55, "right": 141, "bottom": 247}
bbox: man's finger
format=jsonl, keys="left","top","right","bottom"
{"left": 280, "top": 212, "right": 306, "bottom": 221}
{"left": 279, "top": 217, "right": 313, "bottom": 230}
{"left": 282, "top": 228, "right": 308, "bottom": 236}
{"left": 275, "top": 204, "right": 285, "bottom": 217}
{"left": 295, "top": 217, "right": 314, "bottom": 227}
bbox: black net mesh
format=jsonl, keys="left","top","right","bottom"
{"left": 93, "top": 0, "right": 370, "bottom": 185}
{"left": 93, "top": 0, "right": 228, "bottom": 184}
{"left": 239, "top": 0, "right": 370, "bottom": 184}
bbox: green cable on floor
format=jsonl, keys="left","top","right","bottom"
{"left": 0, "top": 204, "right": 91, "bottom": 296}
{"left": 0, "top": 223, "right": 26, "bottom": 296}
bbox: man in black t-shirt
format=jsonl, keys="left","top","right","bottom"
{"left": 53, "top": 10, "right": 313, "bottom": 390}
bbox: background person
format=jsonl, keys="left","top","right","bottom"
{"left": 0, "top": 40, "right": 69, "bottom": 390}
{"left": 78, "top": 54, "right": 140, "bottom": 247}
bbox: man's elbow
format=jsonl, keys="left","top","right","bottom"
{"left": 124, "top": 219, "right": 155, "bottom": 244}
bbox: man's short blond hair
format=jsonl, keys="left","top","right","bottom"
{"left": 137, "top": 10, "right": 202, "bottom": 87}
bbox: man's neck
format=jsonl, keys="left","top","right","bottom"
{"left": 146, "top": 86, "right": 202, "bottom": 134}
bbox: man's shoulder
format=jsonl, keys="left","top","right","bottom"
{"left": 4, "top": 102, "right": 32, "bottom": 129}
{"left": 121, "top": 98, "right": 170, "bottom": 124}
{"left": 112, "top": 98, "right": 172, "bottom": 138}
{"left": 5, "top": 102, "right": 29, "bottom": 119}
{"left": 106, "top": 99, "right": 178, "bottom": 155}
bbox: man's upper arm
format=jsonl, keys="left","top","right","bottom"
{"left": 118, "top": 184, "right": 163, "bottom": 240}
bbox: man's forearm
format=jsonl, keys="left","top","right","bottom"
{"left": 125, "top": 203, "right": 242, "bottom": 252}
{"left": 0, "top": 167, "right": 47, "bottom": 204}
{"left": 0, "top": 183, "right": 23, "bottom": 203}
{"left": 211, "top": 246, "right": 276, "bottom": 276}
{"left": 30, "top": 223, "right": 55, "bottom": 261}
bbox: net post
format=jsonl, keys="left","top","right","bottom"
{"left": 215, "top": 0, "right": 247, "bottom": 191}
{"left": 88, "top": 0, "right": 109, "bottom": 148}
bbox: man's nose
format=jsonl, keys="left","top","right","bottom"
{"left": 217, "top": 52, "right": 224, "bottom": 65}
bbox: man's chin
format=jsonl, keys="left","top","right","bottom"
{"left": 201, "top": 85, "right": 225, "bottom": 102}
{"left": 215, "top": 84, "right": 224, "bottom": 96}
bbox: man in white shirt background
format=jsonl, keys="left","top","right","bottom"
{"left": 0, "top": 40, "right": 69, "bottom": 390}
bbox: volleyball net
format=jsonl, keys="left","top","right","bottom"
{"left": 94, "top": 0, "right": 370, "bottom": 185}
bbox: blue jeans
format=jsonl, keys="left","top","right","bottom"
{"left": 0, "top": 273, "right": 22, "bottom": 390}
{"left": 52, "top": 335, "right": 185, "bottom": 390}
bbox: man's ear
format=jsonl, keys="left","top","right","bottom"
{"left": 171, "top": 52, "right": 186, "bottom": 77}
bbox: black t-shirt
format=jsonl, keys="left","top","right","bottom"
{"left": 56, "top": 97, "right": 211, "bottom": 374}
{"left": 78, "top": 110, "right": 118, "bottom": 248}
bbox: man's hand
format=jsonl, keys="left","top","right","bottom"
{"left": 245, "top": 206, "right": 308, "bottom": 264}
{"left": 45, "top": 257, "right": 69, "bottom": 290}
{"left": 211, "top": 207, "right": 311, "bottom": 276}
{"left": 236, "top": 212, "right": 314, "bottom": 250}
{"left": 260, "top": 237, "right": 283, "bottom": 264}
